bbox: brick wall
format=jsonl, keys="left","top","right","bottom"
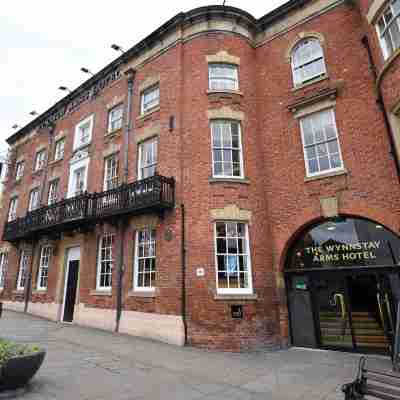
{"left": 0, "top": 1, "right": 399, "bottom": 351}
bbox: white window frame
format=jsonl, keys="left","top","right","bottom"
{"left": 137, "top": 138, "right": 158, "bottom": 180}
{"left": 96, "top": 234, "right": 114, "bottom": 291}
{"left": 37, "top": 246, "right": 51, "bottom": 291}
{"left": 140, "top": 85, "right": 160, "bottom": 115}
{"left": 211, "top": 120, "right": 244, "bottom": 179}
{"left": 0, "top": 252, "right": 8, "bottom": 290}
{"left": 291, "top": 38, "right": 327, "bottom": 87}
{"left": 17, "top": 250, "right": 28, "bottom": 291}
{"left": 15, "top": 161, "right": 24, "bottom": 181}
{"left": 28, "top": 188, "right": 40, "bottom": 212}
{"left": 73, "top": 114, "right": 94, "bottom": 151}
{"left": 299, "top": 108, "right": 344, "bottom": 178}
{"left": 67, "top": 157, "right": 89, "bottom": 198}
{"left": 103, "top": 154, "right": 119, "bottom": 191}
{"left": 107, "top": 104, "right": 124, "bottom": 134}
{"left": 34, "top": 150, "right": 47, "bottom": 171}
{"left": 48, "top": 179, "right": 59, "bottom": 205}
{"left": 214, "top": 221, "right": 253, "bottom": 295}
{"left": 133, "top": 227, "right": 156, "bottom": 292}
{"left": 208, "top": 63, "right": 239, "bottom": 91}
{"left": 54, "top": 138, "right": 65, "bottom": 161}
{"left": 376, "top": 0, "right": 400, "bottom": 60}
{"left": 8, "top": 197, "right": 18, "bottom": 222}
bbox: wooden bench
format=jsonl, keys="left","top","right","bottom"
{"left": 342, "top": 357, "right": 400, "bottom": 400}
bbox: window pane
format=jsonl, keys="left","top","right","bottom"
{"left": 317, "top": 143, "right": 328, "bottom": 157}
{"left": 223, "top": 150, "right": 232, "bottom": 163}
{"left": 232, "top": 163, "right": 241, "bottom": 177}
{"left": 217, "top": 255, "right": 226, "bottom": 272}
{"left": 222, "top": 125, "right": 231, "bottom": 147}
{"left": 214, "top": 162, "right": 223, "bottom": 176}
{"left": 217, "top": 238, "right": 226, "bottom": 253}
{"left": 330, "top": 153, "right": 342, "bottom": 169}
{"left": 327, "top": 140, "right": 339, "bottom": 154}
{"left": 213, "top": 150, "right": 222, "bottom": 162}
{"left": 223, "top": 162, "right": 232, "bottom": 176}
{"left": 306, "top": 146, "right": 317, "bottom": 159}
{"left": 303, "top": 128, "right": 314, "bottom": 146}
{"left": 237, "top": 224, "right": 246, "bottom": 237}
{"left": 308, "top": 159, "right": 319, "bottom": 174}
{"left": 227, "top": 239, "right": 237, "bottom": 254}
{"left": 238, "top": 238, "right": 246, "bottom": 253}
{"left": 390, "top": 21, "right": 400, "bottom": 48}
{"left": 319, "top": 156, "right": 330, "bottom": 171}
{"left": 218, "top": 272, "right": 228, "bottom": 288}
{"left": 216, "top": 223, "right": 226, "bottom": 237}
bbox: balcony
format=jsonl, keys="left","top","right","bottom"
{"left": 3, "top": 175, "right": 175, "bottom": 242}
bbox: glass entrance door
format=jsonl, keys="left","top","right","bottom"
{"left": 347, "top": 274, "right": 390, "bottom": 354}
{"left": 310, "top": 272, "right": 394, "bottom": 354}
{"left": 313, "top": 273, "right": 354, "bottom": 350}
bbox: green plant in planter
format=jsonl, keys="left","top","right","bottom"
{"left": 0, "top": 339, "right": 40, "bottom": 367}
{"left": 0, "top": 338, "right": 45, "bottom": 391}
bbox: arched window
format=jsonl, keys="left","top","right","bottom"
{"left": 286, "top": 217, "right": 400, "bottom": 270}
{"left": 291, "top": 38, "right": 326, "bottom": 86}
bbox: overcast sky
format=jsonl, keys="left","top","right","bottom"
{"left": 0, "top": 1, "right": 287, "bottom": 155}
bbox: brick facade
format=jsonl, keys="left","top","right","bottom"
{"left": 1, "top": 0, "right": 400, "bottom": 351}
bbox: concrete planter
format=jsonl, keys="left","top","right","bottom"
{"left": 0, "top": 351, "right": 46, "bottom": 391}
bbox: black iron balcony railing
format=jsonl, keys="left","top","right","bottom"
{"left": 3, "top": 175, "right": 175, "bottom": 242}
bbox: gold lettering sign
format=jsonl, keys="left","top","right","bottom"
{"left": 304, "top": 241, "right": 381, "bottom": 264}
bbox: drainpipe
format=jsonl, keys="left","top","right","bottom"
{"left": 115, "top": 220, "right": 126, "bottom": 332}
{"left": 122, "top": 68, "right": 136, "bottom": 184}
{"left": 181, "top": 204, "right": 187, "bottom": 345}
{"left": 115, "top": 68, "right": 135, "bottom": 332}
{"left": 361, "top": 35, "right": 400, "bottom": 182}
{"left": 24, "top": 240, "right": 36, "bottom": 313}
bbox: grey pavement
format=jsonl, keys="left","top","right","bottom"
{"left": 0, "top": 310, "right": 395, "bottom": 400}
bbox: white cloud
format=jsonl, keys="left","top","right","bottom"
{"left": 0, "top": 0, "right": 287, "bottom": 152}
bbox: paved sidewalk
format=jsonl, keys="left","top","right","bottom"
{"left": 0, "top": 311, "right": 395, "bottom": 400}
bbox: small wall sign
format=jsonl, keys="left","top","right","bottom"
{"left": 196, "top": 268, "right": 205, "bottom": 277}
{"left": 231, "top": 305, "right": 243, "bottom": 319}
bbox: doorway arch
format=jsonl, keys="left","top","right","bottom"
{"left": 284, "top": 216, "right": 400, "bottom": 355}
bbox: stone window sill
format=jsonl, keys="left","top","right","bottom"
{"left": 12, "top": 289, "right": 24, "bottom": 294}
{"left": 104, "top": 128, "right": 122, "bottom": 141}
{"left": 209, "top": 177, "right": 250, "bottom": 185}
{"left": 137, "top": 107, "right": 160, "bottom": 122}
{"left": 127, "top": 290, "right": 156, "bottom": 298}
{"left": 32, "top": 290, "right": 47, "bottom": 295}
{"left": 73, "top": 143, "right": 91, "bottom": 154}
{"left": 90, "top": 290, "right": 112, "bottom": 296}
{"left": 304, "top": 168, "right": 348, "bottom": 182}
{"left": 49, "top": 158, "right": 64, "bottom": 166}
{"left": 207, "top": 89, "right": 243, "bottom": 97}
{"left": 292, "top": 75, "right": 329, "bottom": 92}
{"left": 214, "top": 293, "right": 258, "bottom": 301}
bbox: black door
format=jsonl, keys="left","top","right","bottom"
{"left": 63, "top": 260, "right": 79, "bottom": 322}
{"left": 287, "top": 274, "right": 317, "bottom": 347}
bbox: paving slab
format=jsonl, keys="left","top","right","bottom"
{"left": 0, "top": 310, "right": 395, "bottom": 400}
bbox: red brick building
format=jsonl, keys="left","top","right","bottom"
{"left": 1, "top": 0, "right": 400, "bottom": 353}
